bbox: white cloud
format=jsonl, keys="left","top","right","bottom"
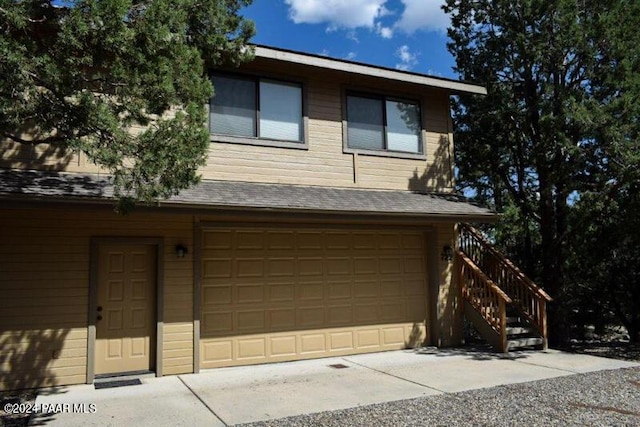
{"left": 319, "top": 48, "right": 330, "bottom": 56}
{"left": 344, "top": 51, "right": 357, "bottom": 60}
{"left": 376, "top": 22, "right": 393, "bottom": 39}
{"left": 395, "top": 45, "right": 418, "bottom": 71}
{"left": 395, "top": 0, "right": 450, "bottom": 34}
{"left": 285, "top": 0, "right": 388, "bottom": 29}
{"left": 346, "top": 30, "right": 359, "bottom": 43}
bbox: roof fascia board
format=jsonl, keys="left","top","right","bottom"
{"left": 254, "top": 46, "right": 487, "bottom": 95}
{"left": 0, "top": 194, "right": 498, "bottom": 222}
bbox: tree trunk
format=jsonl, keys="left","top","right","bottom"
{"left": 628, "top": 325, "right": 639, "bottom": 345}
{"left": 538, "top": 163, "right": 569, "bottom": 346}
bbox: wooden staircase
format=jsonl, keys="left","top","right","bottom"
{"left": 457, "top": 223, "right": 552, "bottom": 352}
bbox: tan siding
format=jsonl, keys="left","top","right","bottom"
{"left": 433, "top": 223, "right": 463, "bottom": 346}
{"left": 0, "top": 208, "right": 194, "bottom": 391}
{"left": 0, "top": 138, "right": 106, "bottom": 174}
{"left": 202, "top": 74, "right": 455, "bottom": 192}
{"left": 162, "top": 322, "right": 193, "bottom": 375}
{"left": 203, "top": 80, "right": 354, "bottom": 186}
{"left": 3, "top": 64, "right": 456, "bottom": 193}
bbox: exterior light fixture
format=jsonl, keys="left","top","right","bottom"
{"left": 440, "top": 245, "right": 454, "bottom": 262}
{"left": 176, "top": 244, "right": 188, "bottom": 258}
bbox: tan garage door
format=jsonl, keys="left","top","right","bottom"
{"left": 200, "top": 226, "right": 428, "bottom": 369}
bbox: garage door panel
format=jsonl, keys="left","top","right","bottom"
{"left": 236, "top": 310, "right": 265, "bottom": 332}
{"left": 405, "top": 279, "right": 427, "bottom": 296}
{"left": 200, "top": 227, "right": 429, "bottom": 369}
{"left": 356, "top": 329, "right": 381, "bottom": 348}
{"left": 354, "top": 257, "right": 377, "bottom": 275}
{"left": 236, "top": 258, "right": 264, "bottom": 278}
{"left": 236, "top": 285, "right": 264, "bottom": 304}
{"left": 199, "top": 324, "right": 427, "bottom": 369}
{"left": 379, "top": 257, "right": 402, "bottom": 274}
{"left": 202, "top": 311, "right": 233, "bottom": 335}
{"left": 203, "top": 285, "right": 233, "bottom": 305}
{"left": 203, "top": 230, "right": 232, "bottom": 249}
{"left": 297, "top": 232, "right": 323, "bottom": 249}
{"left": 381, "top": 301, "right": 407, "bottom": 322}
{"left": 381, "top": 279, "right": 402, "bottom": 297}
{"left": 298, "top": 258, "right": 323, "bottom": 276}
{"left": 236, "top": 231, "right": 264, "bottom": 249}
{"left": 329, "top": 331, "right": 354, "bottom": 351}
{"left": 267, "top": 258, "right": 296, "bottom": 277}
{"left": 379, "top": 233, "right": 401, "bottom": 249}
{"left": 269, "top": 284, "right": 295, "bottom": 302}
{"left": 267, "top": 231, "right": 296, "bottom": 249}
{"left": 382, "top": 327, "right": 406, "bottom": 346}
{"left": 202, "top": 259, "right": 232, "bottom": 279}
{"left": 328, "top": 281, "right": 351, "bottom": 299}
{"left": 407, "top": 300, "right": 427, "bottom": 319}
{"left": 326, "top": 257, "right": 351, "bottom": 275}
{"left": 298, "top": 282, "right": 324, "bottom": 300}
{"left": 300, "top": 334, "right": 326, "bottom": 354}
{"left": 270, "top": 336, "right": 297, "bottom": 356}
{"left": 353, "top": 281, "right": 379, "bottom": 298}
{"left": 405, "top": 324, "right": 427, "bottom": 347}
{"left": 203, "top": 341, "right": 233, "bottom": 363}
{"left": 402, "top": 234, "right": 424, "bottom": 250}
{"left": 237, "top": 338, "right": 266, "bottom": 360}
{"left": 297, "top": 306, "right": 325, "bottom": 327}
{"left": 353, "top": 232, "right": 377, "bottom": 249}
{"left": 354, "top": 304, "right": 379, "bottom": 323}
{"left": 268, "top": 309, "right": 296, "bottom": 330}
{"left": 326, "top": 232, "right": 350, "bottom": 249}
{"left": 327, "top": 305, "right": 353, "bottom": 325}
{"left": 403, "top": 257, "right": 425, "bottom": 274}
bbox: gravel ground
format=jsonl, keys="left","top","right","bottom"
{"left": 239, "top": 367, "right": 640, "bottom": 427}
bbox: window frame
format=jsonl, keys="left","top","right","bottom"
{"left": 209, "top": 72, "right": 309, "bottom": 150}
{"left": 342, "top": 89, "right": 426, "bottom": 160}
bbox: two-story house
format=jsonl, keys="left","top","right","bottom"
{"left": 0, "top": 45, "right": 549, "bottom": 392}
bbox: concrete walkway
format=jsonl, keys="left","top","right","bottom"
{"left": 31, "top": 348, "right": 639, "bottom": 426}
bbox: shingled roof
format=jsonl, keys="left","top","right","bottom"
{"left": 0, "top": 169, "right": 496, "bottom": 220}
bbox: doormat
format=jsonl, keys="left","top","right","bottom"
{"left": 94, "top": 378, "right": 142, "bottom": 389}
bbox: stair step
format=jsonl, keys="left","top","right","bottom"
{"left": 506, "top": 336, "right": 544, "bottom": 350}
{"left": 506, "top": 326, "right": 533, "bottom": 335}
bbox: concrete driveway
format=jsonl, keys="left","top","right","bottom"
{"left": 31, "top": 348, "right": 639, "bottom": 426}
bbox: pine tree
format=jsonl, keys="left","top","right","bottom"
{"left": 0, "top": 0, "right": 255, "bottom": 209}
{"left": 444, "top": 0, "right": 640, "bottom": 343}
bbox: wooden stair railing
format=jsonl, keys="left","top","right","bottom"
{"left": 458, "top": 223, "right": 552, "bottom": 349}
{"left": 457, "top": 249, "right": 512, "bottom": 352}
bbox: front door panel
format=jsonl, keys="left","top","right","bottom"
{"left": 95, "top": 244, "right": 156, "bottom": 375}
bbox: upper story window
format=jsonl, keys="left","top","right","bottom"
{"left": 346, "top": 92, "right": 423, "bottom": 155}
{"left": 210, "top": 74, "right": 304, "bottom": 144}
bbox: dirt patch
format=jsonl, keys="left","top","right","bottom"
{"left": 560, "top": 341, "right": 640, "bottom": 362}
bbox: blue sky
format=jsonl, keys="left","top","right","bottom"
{"left": 241, "top": 0, "right": 457, "bottom": 79}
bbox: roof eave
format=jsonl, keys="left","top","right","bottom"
{"left": 254, "top": 45, "right": 487, "bottom": 96}
{"left": 0, "top": 193, "right": 498, "bottom": 223}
